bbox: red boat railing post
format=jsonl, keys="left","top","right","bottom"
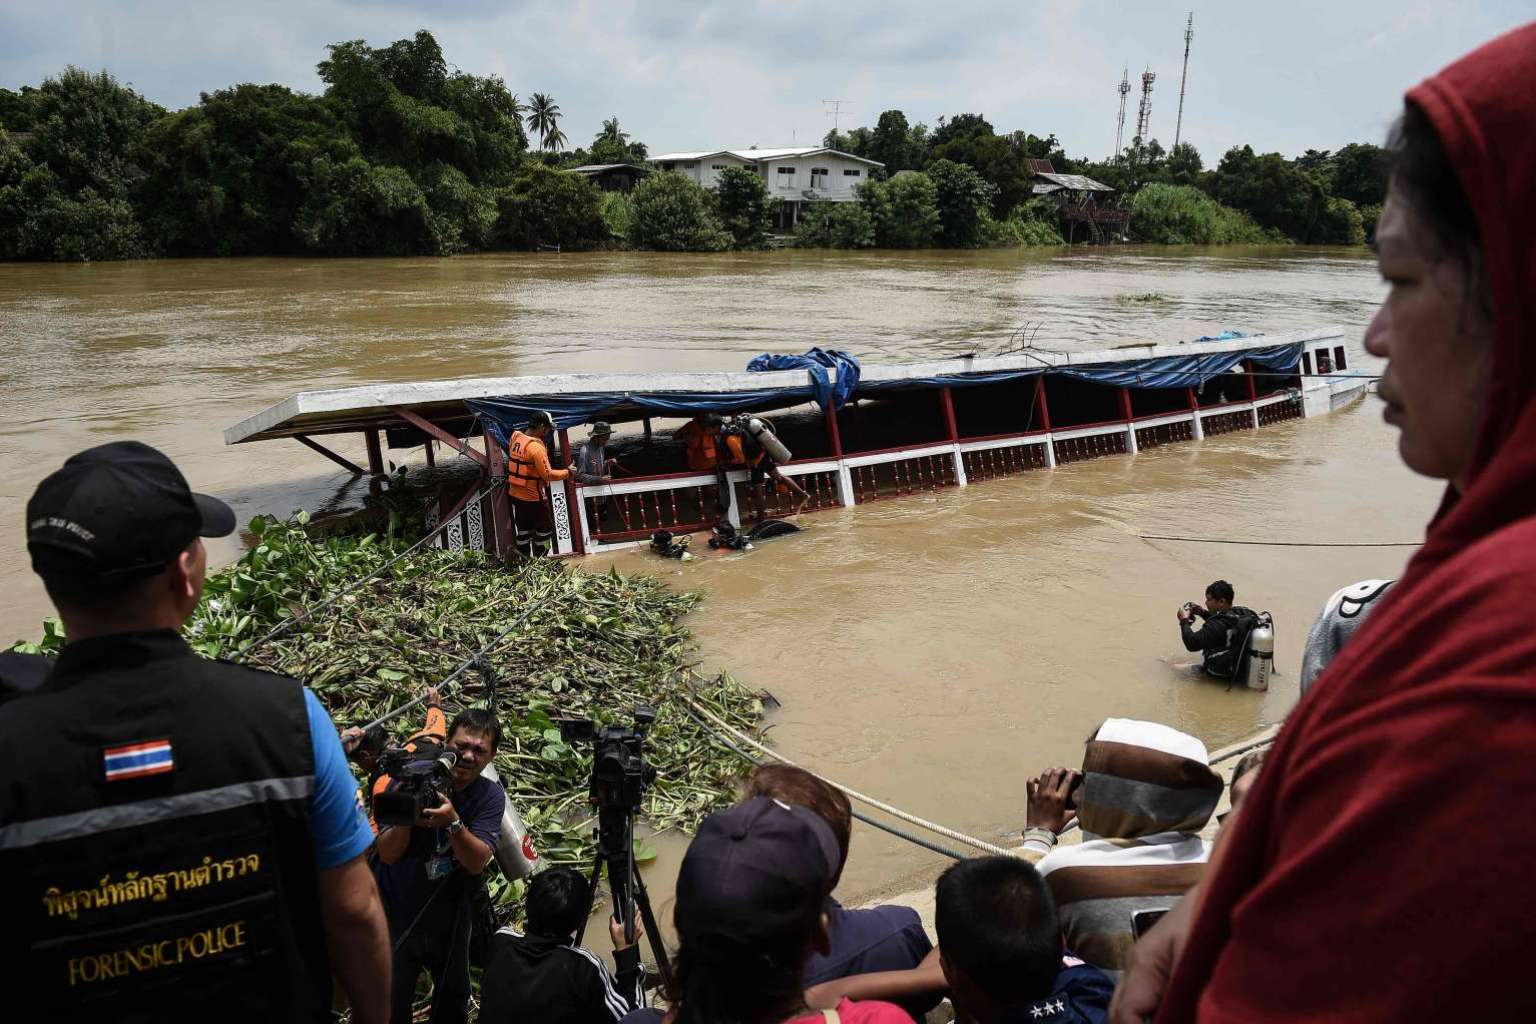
{"left": 826, "top": 404, "right": 855, "bottom": 507}
{"left": 1035, "top": 375, "right": 1057, "bottom": 468}
{"left": 940, "top": 386, "right": 966, "bottom": 486}
{"left": 485, "top": 426, "right": 512, "bottom": 558}
{"left": 1187, "top": 386, "right": 1205, "bottom": 440}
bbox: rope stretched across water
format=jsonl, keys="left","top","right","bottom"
{"left": 1141, "top": 534, "right": 1419, "bottom": 548}
{"left": 679, "top": 704, "right": 968, "bottom": 861}
{"left": 684, "top": 696, "right": 1025, "bottom": 860}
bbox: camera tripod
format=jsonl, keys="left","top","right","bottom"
{"left": 576, "top": 804, "right": 673, "bottom": 988}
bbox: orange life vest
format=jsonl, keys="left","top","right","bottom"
{"left": 506, "top": 430, "right": 568, "bottom": 502}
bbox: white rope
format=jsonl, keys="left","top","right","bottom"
{"left": 684, "top": 697, "right": 1030, "bottom": 860}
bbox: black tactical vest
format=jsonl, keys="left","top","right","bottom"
{"left": 0, "top": 631, "right": 333, "bottom": 1023}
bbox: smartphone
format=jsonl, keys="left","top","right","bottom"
{"left": 1131, "top": 908, "right": 1169, "bottom": 940}
{"left": 1063, "top": 771, "right": 1085, "bottom": 810}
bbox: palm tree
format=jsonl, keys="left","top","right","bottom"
{"left": 596, "top": 116, "right": 629, "bottom": 146}
{"left": 526, "top": 93, "right": 564, "bottom": 152}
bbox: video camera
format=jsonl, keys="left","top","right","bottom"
{"left": 557, "top": 706, "right": 658, "bottom": 816}
{"left": 372, "top": 741, "right": 458, "bottom": 827}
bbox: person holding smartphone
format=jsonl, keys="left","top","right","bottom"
{"left": 1020, "top": 719, "right": 1222, "bottom": 975}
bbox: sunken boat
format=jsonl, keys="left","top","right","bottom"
{"left": 226, "top": 327, "right": 1369, "bottom": 557}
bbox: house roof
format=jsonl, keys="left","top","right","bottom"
{"left": 650, "top": 147, "right": 884, "bottom": 168}
{"left": 569, "top": 163, "right": 650, "bottom": 174}
{"left": 1035, "top": 171, "right": 1114, "bottom": 192}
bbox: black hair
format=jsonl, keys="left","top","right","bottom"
{"left": 936, "top": 856, "right": 1062, "bottom": 1005}
{"left": 1387, "top": 102, "right": 1490, "bottom": 318}
{"left": 1206, "top": 580, "right": 1235, "bottom": 603}
{"left": 355, "top": 725, "right": 387, "bottom": 757}
{"left": 669, "top": 866, "right": 825, "bottom": 1024}
{"left": 524, "top": 867, "right": 591, "bottom": 939}
{"left": 448, "top": 707, "right": 501, "bottom": 750}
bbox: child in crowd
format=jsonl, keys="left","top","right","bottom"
{"left": 479, "top": 867, "right": 645, "bottom": 1024}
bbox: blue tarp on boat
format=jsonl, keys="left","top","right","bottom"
{"left": 467, "top": 340, "right": 1304, "bottom": 436}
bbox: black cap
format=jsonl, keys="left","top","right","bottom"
{"left": 675, "top": 796, "right": 840, "bottom": 946}
{"left": 27, "top": 441, "right": 236, "bottom": 583}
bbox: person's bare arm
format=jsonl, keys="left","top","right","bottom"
{"left": 317, "top": 852, "right": 391, "bottom": 1024}
{"left": 374, "top": 824, "right": 412, "bottom": 864}
{"left": 419, "top": 793, "right": 494, "bottom": 873}
{"left": 805, "top": 959, "right": 947, "bottom": 1010}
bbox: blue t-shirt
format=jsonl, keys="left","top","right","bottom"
{"left": 997, "top": 957, "right": 1115, "bottom": 1024}
{"left": 806, "top": 901, "right": 933, "bottom": 985}
{"left": 304, "top": 689, "right": 376, "bottom": 870}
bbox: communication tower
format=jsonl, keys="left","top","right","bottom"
{"left": 1114, "top": 67, "right": 1131, "bottom": 159}
{"left": 1174, "top": 13, "right": 1194, "bottom": 149}
{"left": 1135, "top": 67, "right": 1156, "bottom": 144}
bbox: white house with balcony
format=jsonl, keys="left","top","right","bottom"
{"left": 648, "top": 147, "right": 884, "bottom": 228}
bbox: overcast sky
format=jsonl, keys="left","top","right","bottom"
{"left": 3, "top": 1, "right": 1530, "bottom": 162}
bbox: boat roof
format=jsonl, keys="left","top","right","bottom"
{"left": 224, "top": 327, "right": 1343, "bottom": 444}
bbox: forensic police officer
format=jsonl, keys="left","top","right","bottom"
{"left": 0, "top": 442, "right": 391, "bottom": 1023}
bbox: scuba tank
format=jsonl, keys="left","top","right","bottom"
{"left": 743, "top": 416, "right": 792, "bottom": 464}
{"left": 479, "top": 761, "right": 540, "bottom": 879}
{"left": 1244, "top": 612, "right": 1275, "bottom": 692}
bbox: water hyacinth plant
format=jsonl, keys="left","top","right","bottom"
{"left": 14, "top": 512, "right": 765, "bottom": 912}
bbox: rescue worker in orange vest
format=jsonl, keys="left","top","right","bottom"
{"left": 504, "top": 410, "right": 569, "bottom": 557}
{"left": 718, "top": 416, "right": 809, "bottom": 523}
{"left": 673, "top": 413, "right": 722, "bottom": 472}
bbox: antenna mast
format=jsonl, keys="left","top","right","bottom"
{"left": 1114, "top": 66, "right": 1131, "bottom": 159}
{"left": 1135, "top": 67, "right": 1156, "bottom": 145}
{"left": 1174, "top": 12, "right": 1193, "bottom": 149}
{"left": 822, "top": 99, "right": 849, "bottom": 134}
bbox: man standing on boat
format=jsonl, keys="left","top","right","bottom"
{"left": 504, "top": 410, "right": 570, "bottom": 558}
{"left": 572, "top": 421, "right": 620, "bottom": 530}
{"left": 1177, "top": 580, "right": 1258, "bottom": 680}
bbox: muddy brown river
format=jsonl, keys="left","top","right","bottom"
{"left": 0, "top": 246, "right": 1440, "bottom": 900}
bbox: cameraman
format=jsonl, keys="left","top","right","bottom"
{"left": 1177, "top": 580, "right": 1254, "bottom": 679}
{"left": 375, "top": 708, "right": 506, "bottom": 1024}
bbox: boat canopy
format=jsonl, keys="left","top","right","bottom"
{"left": 226, "top": 329, "right": 1328, "bottom": 445}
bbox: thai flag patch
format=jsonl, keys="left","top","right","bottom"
{"left": 103, "top": 739, "right": 174, "bottom": 782}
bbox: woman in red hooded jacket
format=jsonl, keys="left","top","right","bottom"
{"left": 1111, "top": 21, "right": 1536, "bottom": 1022}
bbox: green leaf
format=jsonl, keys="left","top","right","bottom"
{"left": 377, "top": 668, "right": 408, "bottom": 681}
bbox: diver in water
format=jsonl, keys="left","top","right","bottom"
{"left": 1178, "top": 580, "right": 1259, "bottom": 681}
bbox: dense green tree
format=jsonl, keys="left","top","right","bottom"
{"left": 926, "top": 159, "right": 996, "bottom": 247}
{"left": 0, "top": 87, "right": 39, "bottom": 132}
{"left": 0, "top": 69, "right": 159, "bottom": 260}
{"left": 1205, "top": 145, "right": 1329, "bottom": 242}
{"left": 628, "top": 172, "right": 728, "bottom": 251}
{"left": 927, "top": 124, "right": 1030, "bottom": 215}
{"left": 492, "top": 163, "right": 606, "bottom": 249}
{"left": 869, "top": 110, "right": 919, "bottom": 173}
{"left": 928, "top": 113, "right": 993, "bottom": 151}
{"left": 1329, "top": 142, "right": 1388, "bottom": 208}
{"left": 793, "top": 202, "right": 875, "bottom": 248}
{"left": 137, "top": 84, "right": 357, "bottom": 255}
{"left": 1162, "top": 142, "right": 1203, "bottom": 187}
{"left": 1311, "top": 196, "right": 1366, "bottom": 246}
{"left": 858, "top": 173, "right": 938, "bottom": 248}
{"left": 713, "top": 166, "right": 775, "bottom": 249}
